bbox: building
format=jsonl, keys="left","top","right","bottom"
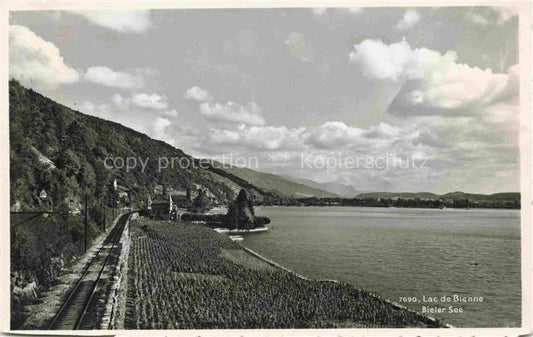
{"left": 38, "top": 189, "right": 53, "bottom": 211}
{"left": 150, "top": 194, "right": 173, "bottom": 220}
{"left": 66, "top": 194, "right": 81, "bottom": 214}
{"left": 170, "top": 194, "right": 190, "bottom": 209}
{"left": 146, "top": 183, "right": 191, "bottom": 219}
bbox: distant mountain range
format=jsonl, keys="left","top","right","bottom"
{"left": 355, "top": 191, "right": 520, "bottom": 203}
{"left": 281, "top": 175, "right": 358, "bottom": 197}
{"left": 219, "top": 166, "right": 338, "bottom": 198}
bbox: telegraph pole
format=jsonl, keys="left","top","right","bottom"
{"left": 103, "top": 201, "right": 106, "bottom": 231}
{"left": 84, "top": 194, "right": 88, "bottom": 252}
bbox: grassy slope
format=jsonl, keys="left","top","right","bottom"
{"left": 219, "top": 165, "right": 339, "bottom": 198}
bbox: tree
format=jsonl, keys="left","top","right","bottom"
{"left": 225, "top": 189, "right": 255, "bottom": 230}
{"left": 192, "top": 188, "right": 208, "bottom": 213}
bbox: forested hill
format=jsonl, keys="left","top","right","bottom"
{"left": 355, "top": 191, "right": 520, "bottom": 203}
{"left": 9, "top": 80, "right": 334, "bottom": 211}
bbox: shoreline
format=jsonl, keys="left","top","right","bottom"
{"left": 255, "top": 204, "right": 520, "bottom": 211}
{"left": 235, "top": 239, "right": 453, "bottom": 329}
{"left": 214, "top": 226, "right": 269, "bottom": 234}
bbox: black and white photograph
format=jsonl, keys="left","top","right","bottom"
{"left": 2, "top": 1, "right": 532, "bottom": 335}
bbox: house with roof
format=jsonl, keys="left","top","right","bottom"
{"left": 150, "top": 194, "right": 173, "bottom": 220}
{"left": 171, "top": 194, "right": 190, "bottom": 209}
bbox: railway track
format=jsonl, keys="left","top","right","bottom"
{"left": 48, "top": 213, "right": 131, "bottom": 330}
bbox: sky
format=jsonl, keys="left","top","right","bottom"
{"left": 9, "top": 6, "right": 521, "bottom": 194}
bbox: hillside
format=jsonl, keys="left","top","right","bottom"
{"left": 356, "top": 191, "right": 520, "bottom": 203}
{"left": 219, "top": 166, "right": 338, "bottom": 198}
{"left": 9, "top": 80, "right": 332, "bottom": 211}
{"left": 281, "top": 175, "right": 358, "bottom": 197}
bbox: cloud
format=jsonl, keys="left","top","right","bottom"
{"left": 207, "top": 125, "right": 306, "bottom": 151}
{"left": 468, "top": 7, "right": 518, "bottom": 25}
{"left": 412, "top": 126, "right": 451, "bottom": 149}
{"left": 363, "top": 122, "right": 401, "bottom": 139}
{"left": 303, "top": 122, "right": 409, "bottom": 150}
{"left": 160, "top": 109, "right": 178, "bottom": 117}
{"left": 349, "top": 39, "right": 516, "bottom": 116}
{"left": 152, "top": 117, "right": 171, "bottom": 140}
{"left": 83, "top": 66, "right": 145, "bottom": 89}
{"left": 199, "top": 101, "right": 266, "bottom": 126}
{"left": 396, "top": 9, "right": 420, "bottom": 30}
{"left": 112, "top": 93, "right": 177, "bottom": 118}
{"left": 184, "top": 86, "right": 214, "bottom": 102}
{"left": 303, "top": 122, "right": 364, "bottom": 149}
{"left": 9, "top": 25, "right": 80, "bottom": 90}
{"left": 131, "top": 93, "right": 169, "bottom": 110}
{"left": 203, "top": 121, "right": 408, "bottom": 152}
{"left": 349, "top": 38, "right": 417, "bottom": 82}
{"left": 77, "top": 101, "right": 112, "bottom": 119}
{"left": 70, "top": 10, "right": 151, "bottom": 33}
{"left": 112, "top": 93, "right": 130, "bottom": 108}
{"left": 179, "top": 111, "right": 518, "bottom": 194}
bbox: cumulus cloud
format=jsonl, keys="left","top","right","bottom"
{"left": 199, "top": 101, "right": 266, "bottom": 126}
{"left": 304, "top": 122, "right": 364, "bottom": 149}
{"left": 9, "top": 25, "right": 80, "bottom": 90}
{"left": 303, "top": 122, "right": 412, "bottom": 150}
{"left": 396, "top": 9, "right": 420, "bottom": 30}
{"left": 207, "top": 125, "right": 306, "bottom": 151}
{"left": 111, "top": 93, "right": 177, "bottom": 118}
{"left": 203, "top": 121, "right": 412, "bottom": 153}
{"left": 184, "top": 86, "right": 214, "bottom": 102}
{"left": 132, "top": 93, "right": 168, "bottom": 110}
{"left": 349, "top": 38, "right": 417, "bottom": 82}
{"left": 83, "top": 66, "right": 145, "bottom": 89}
{"left": 152, "top": 117, "right": 171, "bottom": 140}
{"left": 77, "top": 101, "right": 112, "bottom": 119}
{"left": 363, "top": 123, "right": 401, "bottom": 139}
{"left": 179, "top": 107, "right": 518, "bottom": 193}
{"left": 349, "top": 39, "right": 516, "bottom": 116}
{"left": 70, "top": 10, "right": 151, "bottom": 33}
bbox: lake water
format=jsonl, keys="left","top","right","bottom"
{"left": 243, "top": 206, "right": 521, "bottom": 327}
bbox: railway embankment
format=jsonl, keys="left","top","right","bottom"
{"left": 18, "top": 225, "right": 112, "bottom": 329}
{"left": 101, "top": 213, "right": 136, "bottom": 329}
{"left": 21, "top": 215, "right": 128, "bottom": 330}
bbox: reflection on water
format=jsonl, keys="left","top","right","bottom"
{"left": 243, "top": 206, "right": 521, "bottom": 327}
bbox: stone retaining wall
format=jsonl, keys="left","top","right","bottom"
{"left": 100, "top": 213, "right": 136, "bottom": 329}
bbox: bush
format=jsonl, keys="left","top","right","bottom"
{"left": 253, "top": 216, "right": 270, "bottom": 226}
{"left": 180, "top": 213, "right": 271, "bottom": 230}
{"left": 181, "top": 213, "right": 225, "bottom": 223}
{"left": 138, "top": 209, "right": 151, "bottom": 217}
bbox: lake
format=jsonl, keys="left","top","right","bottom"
{"left": 243, "top": 206, "right": 521, "bottom": 327}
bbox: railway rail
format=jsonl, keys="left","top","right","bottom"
{"left": 48, "top": 212, "right": 131, "bottom": 330}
